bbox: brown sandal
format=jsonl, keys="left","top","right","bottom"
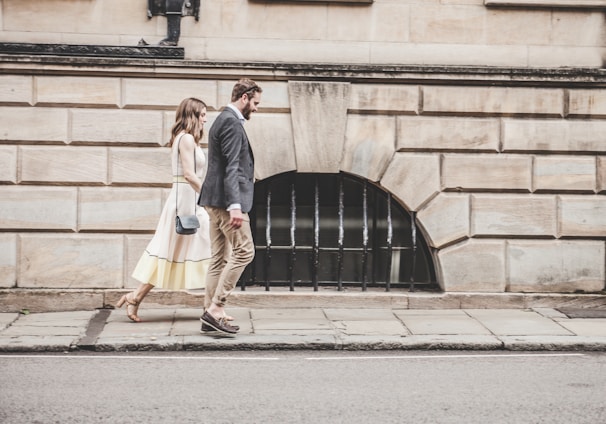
{"left": 116, "top": 293, "right": 141, "bottom": 323}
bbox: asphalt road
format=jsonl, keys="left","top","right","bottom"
{"left": 1, "top": 351, "right": 604, "bottom": 423}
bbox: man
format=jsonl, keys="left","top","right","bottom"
{"left": 198, "top": 78, "right": 262, "bottom": 334}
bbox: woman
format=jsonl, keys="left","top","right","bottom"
{"left": 117, "top": 97, "right": 211, "bottom": 322}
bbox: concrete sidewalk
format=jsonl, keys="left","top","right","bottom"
{"left": 1, "top": 307, "right": 606, "bottom": 352}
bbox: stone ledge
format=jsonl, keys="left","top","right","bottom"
{"left": 0, "top": 43, "right": 184, "bottom": 60}
{"left": 0, "top": 288, "right": 604, "bottom": 313}
{"left": 1, "top": 54, "right": 604, "bottom": 86}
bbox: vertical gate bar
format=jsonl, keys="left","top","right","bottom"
{"left": 264, "top": 186, "right": 272, "bottom": 291}
{"left": 409, "top": 210, "right": 417, "bottom": 292}
{"left": 289, "top": 179, "right": 296, "bottom": 291}
{"left": 337, "top": 175, "right": 344, "bottom": 291}
{"left": 312, "top": 175, "right": 320, "bottom": 291}
{"left": 385, "top": 193, "right": 393, "bottom": 292}
{"left": 361, "top": 181, "right": 368, "bottom": 291}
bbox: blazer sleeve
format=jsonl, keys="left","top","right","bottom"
{"left": 218, "top": 118, "right": 247, "bottom": 208}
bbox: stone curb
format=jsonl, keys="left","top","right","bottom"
{"left": 2, "top": 289, "right": 606, "bottom": 313}
{"left": 4, "top": 336, "right": 606, "bottom": 353}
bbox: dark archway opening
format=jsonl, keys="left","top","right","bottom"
{"left": 239, "top": 172, "right": 439, "bottom": 291}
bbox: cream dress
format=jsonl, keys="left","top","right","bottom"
{"left": 132, "top": 133, "right": 211, "bottom": 289}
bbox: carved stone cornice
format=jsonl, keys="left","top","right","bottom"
{"left": 0, "top": 43, "right": 184, "bottom": 60}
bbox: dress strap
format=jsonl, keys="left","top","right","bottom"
{"left": 175, "top": 133, "right": 197, "bottom": 217}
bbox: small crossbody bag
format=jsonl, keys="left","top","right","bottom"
{"left": 175, "top": 138, "right": 200, "bottom": 235}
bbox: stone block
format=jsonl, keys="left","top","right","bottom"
{"left": 370, "top": 2, "right": 411, "bottom": 43}
{"left": 528, "top": 45, "right": 605, "bottom": 68}
{"left": 251, "top": 81, "right": 290, "bottom": 111}
{"left": 341, "top": 115, "right": 396, "bottom": 182}
{"left": 503, "top": 119, "right": 606, "bottom": 153}
{"left": 423, "top": 86, "right": 563, "bottom": 117}
{"left": 18, "top": 234, "right": 124, "bottom": 289}
{"left": 205, "top": 37, "right": 369, "bottom": 65}
{"left": 397, "top": 117, "right": 500, "bottom": 151}
{"left": 126, "top": 235, "right": 153, "bottom": 289}
{"left": 551, "top": 9, "right": 606, "bottom": 47}
{"left": 123, "top": 79, "right": 218, "bottom": 110}
{"left": 163, "top": 111, "right": 175, "bottom": 147}
{"left": 217, "top": 81, "right": 289, "bottom": 111}
{"left": 20, "top": 146, "right": 108, "bottom": 184}
{"left": 485, "top": 7, "right": 551, "bottom": 45}
{"left": 533, "top": 155, "right": 596, "bottom": 192}
{"left": 246, "top": 113, "right": 296, "bottom": 181}
{"left": 599, "top": 157, "right": 606, "bottom": 193}
{"left": 380, "top": 153, "right": 441, "bottom": 211}
{"left": 327, "top": 4, "right": 371, "bottom": 42}
{"left": 0, "top": 75, "right": 32, "bottom": 105}
{"left": 349, "top": 84, "right": 418, "bottom": 113}
{"left": 569, "top": 89, "right": 606, "bottom": 117}
{"left": 0, "top": 234, "right": 17, "bottom": 287}
{"left": 417, "top": 193, "right": 470, "bottom": 248}
{"left": 471, "top": 194, "right": 557, "bottom": 237}
{"left": 442, "top": 154, "right": 532, "bottom": 191}
{"left": 438, "top": 240, "right": 507, "bottom": 292}
{"left": 410, "top": 4, "right": 486, "bottom": 44}
{"left": 79, "top": 187, "right": 163, "bottom": 231}
{"left": 0, "top": 186, "right": 77, "bottom": 230}
{"left": 0, "top": 107, "right": 68, "bottom": 142}
{"left": 559, "top": 195, "right": 606, "bottom": 237}
{"left": 110, "top": 147, "right": 171, "bottom": 185}
{"left": 507, "top": 240, "right": 605, "bottom": 293}
{"left": 35, "top": 76, "right": 120, "bottom": 107}
{"left": 485, "top": 0, "right": 606, "bottom": 7}
{"left": 71, "top": 109, "right": 164, "bottom": 145}
{"left": 370, "top": 42, "right": 528, "bottom": 67}
{"left": 3, "top": 0, "right": 151, "bottom": 35}
{"left": 289, "top": 82, "right": 350, "bottom": 173}
{"left": 0, "top": 146, "right": 17, "bottom": 183}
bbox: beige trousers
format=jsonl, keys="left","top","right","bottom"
{"left": 203, "top": 207, "right": 255, "bottom": 309}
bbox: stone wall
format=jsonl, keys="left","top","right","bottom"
{"left": 0, "top": 0, "right": 605, "bottom": 296}
{"left": 0, "top": 60, "right": 604, "bottom": 294}
{"left": 0, "top": 0, "right": 604, "bottom": 67}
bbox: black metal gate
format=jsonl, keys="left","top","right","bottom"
{"left": 239, "top": 172, "right": 438, "bottom": 291}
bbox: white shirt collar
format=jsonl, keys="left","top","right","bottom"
{"left": 227, "top": 103, "right": 245, "bottom": 123}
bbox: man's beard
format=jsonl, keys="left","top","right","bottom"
{"left": 242, "top": 99, "right": 253, "bottom": 120}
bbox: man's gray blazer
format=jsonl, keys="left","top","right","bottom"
{"left": 198, "top": 107, "right": 255, "bottom": 213}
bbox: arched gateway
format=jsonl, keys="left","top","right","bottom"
{"left": 239, "top": 172, "right": 438, "bottom": 291}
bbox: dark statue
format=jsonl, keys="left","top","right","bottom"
{"left": 143, "top": 0, "right": 200, "bottom": 47}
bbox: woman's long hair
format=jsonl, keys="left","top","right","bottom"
{"left": 169, "top": 97, "right": 207, "bottom": 146}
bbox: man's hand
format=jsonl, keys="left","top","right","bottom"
{"left": 229, "top": 209, "right": 244, "bottom": 229}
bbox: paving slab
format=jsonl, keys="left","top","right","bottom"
{"left": 252, "top": 319, "right": 332, "bottom": 331}
{"left": 0, "top": 313, "right": 19, "bottom": 330}
{"left": 250, "top": 308, "right": 327, "bottom": 320}
{"left": 465, "top": 309, "right": 573, "bottom": 336}
{"left": 555, "top": 319, "right": 606, "bottom": 337}
{"left": 394, "top": 309, "right": 469, "bottom": 316}
{"left": 107, "top": 308, "right": 175, "bottom": 324}
{"left": 1, "top": 325, "right": 85, "bottom": 337}
{"left": 333, "top": 320, "right": 409, "bottom": 336}
{"left": 394, "top": 310, "right": 491, "bottom": 335}
{"left": 324, "top": 308, "right": 396, "bottom": 321}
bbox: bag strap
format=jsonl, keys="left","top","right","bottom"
{"left": 175, "top": 134, "right": 197, "bottom": 216}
